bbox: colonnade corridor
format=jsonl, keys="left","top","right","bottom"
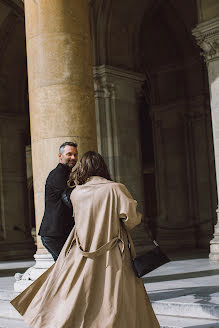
{"left": 0, "top": 0, "right": 219, "bottom": 327}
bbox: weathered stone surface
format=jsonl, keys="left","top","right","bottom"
{"left": 24, "top": 0, "right": 97, "bottom": 258}
{"left": 14, "top": 0, "right": 97, "bottom": 290}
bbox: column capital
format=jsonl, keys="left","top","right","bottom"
{"left": 93, "top": 65, "right": 145, "bottom": 100}
{"left": 192, "top": 16, "right": 219, "bottom": 63}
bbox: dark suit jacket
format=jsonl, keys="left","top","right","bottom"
{"left": 38, "top": 163, "right": 75, "bottom": 237}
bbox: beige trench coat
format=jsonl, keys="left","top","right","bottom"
{"left": 11, "top": 176, "right": 160, "bottom": 328}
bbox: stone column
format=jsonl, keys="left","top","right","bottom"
{"left": 193, "top": 17, "right": 219, "bottom": 260}
{"left": 15, "top": 0, "right": 97, "bottom": 291}
{"left": 94, "top": 65, "right": 144, "bottom": 202}
{"left": 0, "top": 114, "right": 35, "bottom": 260}
{"left": 94, "top": 65, "right": 151, "bottom": 255}
{"left": 151, "top": 103, "right": 198, "bottom": 249}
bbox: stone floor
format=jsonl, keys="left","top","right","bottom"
{"left": 145, "top": 252, "right": 219, "bottom": 327}
{"left": 0, "top": 251, "right": 219, "bottom": 328}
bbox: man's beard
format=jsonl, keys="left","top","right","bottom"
{"left": 65, "top": 161, "right": 76, "bottom": 169}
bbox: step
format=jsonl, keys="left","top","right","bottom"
{"left": 151, "top": 296, "right": 219, "bottom": 320}
{"left": 146, "top": 284, "right": 219, "bottom": 320}
{"left": 0, "top": 315, "right": 218, "bottom": 328}
{"left": 2, "top": 299, "right": 219, "bottom": 328}
{"left": 144, "top": 258, "right": 219, "bottom": 321}
{"left": 0, "top": 290, "right": 18, "bottom": 302}
{"left": 1, "top": 288, "right": 219, "bottom": 322}
{"left": 0, "top": 300, "right": 22, "bottom": 321}
{"left": 0, "top": 290, "right": 21, "bottom": 321}
{"left": 0, "top": 317, "right": 28, "bottom": 328}
{"left": 1, "top": 258, "right": 219, "bottom": 325}
{"left": 157, "top": 314, "right": 219, "bottom": 328}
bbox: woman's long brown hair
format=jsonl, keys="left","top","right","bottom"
{"left": 68, "top": 151, "right": 111, "bottom": 186}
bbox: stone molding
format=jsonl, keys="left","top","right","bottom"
{"left": 93, "top": 64, "right": 145, "bottom": 150}
{"left": 93, "top": 65, "right": 145, "bottom": 104}
{"left": 93, "top": 65, "right": 145, "bottom": 84}
{"left": 193, "top": 16, "right": 219, "bottom": 62}
{"left": 94, "top": 78, "right": 115, "bottom": 100}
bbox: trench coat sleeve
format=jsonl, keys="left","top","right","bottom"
{"left": 117, "top": 183, "right": 142, "bottom": 230}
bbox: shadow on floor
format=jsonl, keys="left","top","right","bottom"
{"left": 143, "top": 269, "right": 219, "bottom": 283}
{"left": 148, "top": 285, "right": 219, "bottom": 303}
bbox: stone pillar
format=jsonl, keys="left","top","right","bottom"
{"left": 94, "top": 65, "right": 150, "bottom": 254}
{"left": 193, "top": 17, "right": 219, "bottom": 260}
{"left": 183, "top": 103, "right": 217, "bottom": 248}
{"left": 0, "top": 114, "right": 35, "bottom": 260}
{"left": 15, "top": 0, "right": 97, "bottom": 291}
{"left": 151, "top": 103, "right": 198, "bottom": 248}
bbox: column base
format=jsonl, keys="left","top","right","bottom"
{"left": 209, "top": 223, "right": 219, "bottom": 261}
{"left": 14, "top": 252, "right": 54, "bottom": 293}
{"left": 0, "top": 239, "right": 36, "bottom": 261}
{"left": 156, "top": 226, "right": 196, "bottom": 249}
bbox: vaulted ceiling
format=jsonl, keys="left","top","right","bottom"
{"left": 90, "top": 0, "right": 199, "bottom": 71}
{"left": 0, "top": 0, "right": 210, "bottom": 113}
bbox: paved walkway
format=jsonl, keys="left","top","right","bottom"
{"left": 145, "top": 254, "right": 219, "bottom": 327}
{"left": 0, "top": 252, "right": 219, "bottom": 327}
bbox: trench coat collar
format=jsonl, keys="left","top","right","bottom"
{"left": 83, "top": 176, "right": 113, "bottom": 186}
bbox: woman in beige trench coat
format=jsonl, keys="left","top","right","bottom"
{"left": 11, "top": 151, "right": 160, "bottom": 328}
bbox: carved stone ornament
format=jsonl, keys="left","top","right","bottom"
{"left": 192, "top": 17, "right": 219, "bottom": 62}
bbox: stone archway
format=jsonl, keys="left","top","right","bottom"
{"left": 90, "top": 0, "right": 217, "bottom": 252}
{"left": 137, "top": 0, "right": 217, "bottom": 249}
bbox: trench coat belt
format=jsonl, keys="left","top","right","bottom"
{"left": 76, "top": 232, "right": 123, "bottom": 259}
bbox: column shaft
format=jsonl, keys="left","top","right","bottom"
{"left": 193, "top": 16, "right": 219, "bottom": 260}
{"left": 24, "top": 0, "right": 97, "bottom": 253}
{"left": 0, "top": 115, "right": 35, "bottom": 260}
{"left": 94, "top": 65, "right": 151, "bottom": 255}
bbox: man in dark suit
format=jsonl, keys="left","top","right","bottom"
{"left": 38, "top": 142, "right": 78, "bottom": 261}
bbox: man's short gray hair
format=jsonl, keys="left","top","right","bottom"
{"left": 59, "top": 142, "right": 78, "bottom": 154}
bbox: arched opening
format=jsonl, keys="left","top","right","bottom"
{"left": 137, "top": 0, "right": 217, "bottom": 249}
{"left": 91, "top": 0, "right": 217, "bottom": 251}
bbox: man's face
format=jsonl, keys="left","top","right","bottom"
{"left": 59, "top": 146, "right": 78, "bottom": 168}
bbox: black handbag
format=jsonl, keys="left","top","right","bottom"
{"left": 124, "top": 226, "right": 170, "bottom": 278}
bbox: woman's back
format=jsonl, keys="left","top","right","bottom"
{"left": 11, "top": 153, "right": 160, "bottom": 328}
{"left": 71, "top": 177, "right": 119, "bottom": 252}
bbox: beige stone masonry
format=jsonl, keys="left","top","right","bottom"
{"left": 24, "top": 0, "right": 97, "bottom": 252}
{"left": 14, "top": 0, "right": 97, "bottom": 291}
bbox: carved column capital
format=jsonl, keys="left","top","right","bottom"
{"left": 103, "top": 84, "right": 115, "bottom": 99}
{"left": 193, "top": 17, "right": 219, "bottom": 63}
{"left": 93, "top": 77, "right": 115, "bottom": 100}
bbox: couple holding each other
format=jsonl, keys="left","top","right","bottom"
{"left": 11, "top": 142, "right": 160, "bottom": 328}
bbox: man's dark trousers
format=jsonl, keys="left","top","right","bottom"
{"left": 38, "top": 163, "right": 74, "bottom": 261}
{"left": 41, "top": 236, "right": 67, "bottom": 261}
